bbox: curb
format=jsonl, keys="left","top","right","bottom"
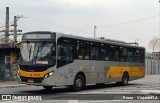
{"left": 0, "top": 84, "right": 28, "bottom": 89}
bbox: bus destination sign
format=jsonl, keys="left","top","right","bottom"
{"left": 24, "top": 34, "right": 52, "bottom": 40}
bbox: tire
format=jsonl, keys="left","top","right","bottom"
{"left": 121, "top": 72, "right": 129, "bottom": 86}
{"left": 43, "top": 86, "right": 53, "bottom": 90}
{"left": 116, "top": 72, "right": 129, "bottom": 86}
{"left": 72, "top": 75, "right": 85, "bottom": 92}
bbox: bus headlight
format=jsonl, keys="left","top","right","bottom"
{"left": 17, "top": 70, "right": 20, "bottom": 78}
{"left": 17, "top": 70, "right": 20, "bottom": 74}
{"left": 44, "top": 71, "right": 54, "bottom": 79}
{"left": 49, "top": 72, "right": 53, "bottom": 76}
{"left": 44, "top": 74, "right": 49, "bottom": 79}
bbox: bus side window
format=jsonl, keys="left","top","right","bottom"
{"left": 100, "top": 44, "right": 109, "bottom": 60}
{"left": 134, "top": 49, "right": 141, "bottom": 63}
{"left": 91, "top": 42, "right": 100, "bottom": 60}
{"left": 114, "top": 46, "right": 120, "bottom": 61}
{"left": 140, "top": 49, "right": 144, "bottom": 63}
{"left": 58, "top": 44, "right": 74, "bottom": 61}
{"left": 121, "top": 47, "right": 127, "bottom": 62}
{"left": 76, "top": 41, "right": 90, "bottom": 60}
{"left": 57, "top": 38, "right": 74, "bottom": 68}
{"left": 108, "top": 45, "right": 115, "bottom": 61}
{"left": 127, "top": 48, "right": 134, "bottom": 62}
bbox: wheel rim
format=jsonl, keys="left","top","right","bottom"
{"left": 76, "top": 78, "right": 82, "bottom": 88}
{"left": 123, "top": 74, "right": 128, "bottom": 84}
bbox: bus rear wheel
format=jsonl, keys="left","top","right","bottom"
{"left": 116, "top": 72, "right": 129, "bottom": 86}
{"left": 43, "top": 86, "right": 53, "bottom": 90}
{"left": 72, "top": 75, "right": 85, "bottom": 92}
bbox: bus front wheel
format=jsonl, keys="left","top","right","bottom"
{"left": 72, "top": 75, "right": 85, "bottom": 92}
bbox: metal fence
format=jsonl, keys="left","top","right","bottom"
{"left": 145, "top": 59, "right": 160, "bottom": 74}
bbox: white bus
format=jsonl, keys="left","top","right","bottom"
{"left": 18, "top": 31, "right": 145, "bottom": 91}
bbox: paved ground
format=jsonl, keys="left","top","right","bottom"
{"left": 0, "top": 75, "right": 159, "bottom": 103}
{"left": 0, "top": 81, "right": 26, "bottom": 89}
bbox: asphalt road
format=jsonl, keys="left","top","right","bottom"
{"left": 0, "top": 75, "right": 159, "bottom": 103}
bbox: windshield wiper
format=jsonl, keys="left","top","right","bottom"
{"left": 35, "top": 41, "right": 46, "bottom": 59}
{"left": 38, "top": 41, "right": 46, "bottom": 52}
{"left": 29, "top": 45, "right": 32, "bottom": 60}
{"left": 26, "top": 41, "right": 32, "bottom": 60}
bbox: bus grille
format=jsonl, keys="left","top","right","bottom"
{"left": 20, "top": 76, "right": 43, "bottom": 83}
{"left": 19, "top": 65, "right": 48, "bottom": 72}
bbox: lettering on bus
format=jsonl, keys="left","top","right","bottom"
{"left": 25, "top": 34, "right": 51, "bottom": 39}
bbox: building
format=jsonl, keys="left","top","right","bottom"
{"left": 0, "top": 42, "right": 20, "bottom": 81}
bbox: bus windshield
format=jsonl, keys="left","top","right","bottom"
{"left": 20, "top": 41, "right": 56, "bottom": 65}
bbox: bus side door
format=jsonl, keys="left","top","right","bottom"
{"left": 56, "top": 37, "right": 75, "bottom": 86}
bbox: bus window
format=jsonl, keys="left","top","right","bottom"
{"left": 121, "top": 47, "right": 127, "bottom": 62}
{"left": 100, "top": 44, "right": 109, "bottom": 60}
{"left": 76, "top": 41, "right": 90, "bottom": 60}
{"left": 127, "top": 48, "right": 134, "bottom": 62}
{"left": 91, "top": 42, "right": 100, "bottom": 60}
{"left": 140, "top": 49, "right": 145, "bottom": 63}
{"left": 58, "top": 44, "right": 73, "bottom": 61}
{"left": 108, "top": 45, "right": 120, "bottom": 61}
{"left": 134, "top": 49, "right": 141, "bottom": 63}
{"left": 57, "top": 38, "right": 74, "bottom": 68}
{"left": 114, "top": 47, "right": 120, "bottom": 61}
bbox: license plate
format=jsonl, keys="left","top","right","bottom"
{"left": 28, "top": 79, "right": 34, "bottom": 83}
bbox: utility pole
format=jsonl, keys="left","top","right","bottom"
{"left": 94, "top": 26, "right": 96, "bottom": 38}
{"left": 1, "top": 7, "right": 23, "bottom": 43}
{"left": 13, "top": 15, "right": 23, "bottom": 43}
{"left": 159, "top": 0, "right": 160, "bottom": 74}
{"left": 14, "top": 16, "right": 17, "bottom": 42}
{"left": 5, "top": 7, "right": 9, "bottom": 43}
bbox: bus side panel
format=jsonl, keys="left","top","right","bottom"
{"left": 106, "top": 61, "right": 122, "bottom": 82}
{"left": 105, "top": 62, "right": 145, "bottom": 82}
{"left": 91, "top": 61, "right": 106, "bottom": 84}
{"left": 74, "top": 60, "right": 96, "bottom": 85}
{"left": 55, "top": 63, "right": 75, "bottom": 86}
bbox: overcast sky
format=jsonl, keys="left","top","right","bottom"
{"left": 0, "top": 0, "right": 159, "bottom": 52}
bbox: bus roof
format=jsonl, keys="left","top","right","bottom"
{"left": 57, "top": 32, "right": 145, "bottom": 49}
{"left": 22, "top": 31, "right": 145, "bottom": 49}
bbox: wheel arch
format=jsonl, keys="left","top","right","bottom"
{"left": 75, "top": 71, "right": 86, "bottom": 85}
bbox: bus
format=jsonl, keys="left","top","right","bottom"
{"left": 18, "top": 31, "right": 145, "bottom": 91}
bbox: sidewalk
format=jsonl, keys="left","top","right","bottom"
{"left": 0, "top": 80, "right": 27, "bottom": 89}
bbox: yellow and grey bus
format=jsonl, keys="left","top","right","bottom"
{"left": 18, "top": 31, "right": 145, "bottom": 91}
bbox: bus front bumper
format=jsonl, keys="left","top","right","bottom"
{"left": 17, "top": 76, "right": 56, "bottom": 86}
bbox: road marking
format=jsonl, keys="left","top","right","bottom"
{"left": 84, "top": 91, "right": 132, "bottom": 94}
{"left": 78, "top": 100, "right": 129, "bottom": 103}
{"left": 140, "top": 90, "right": 160, "bottom": 94}
{"left": 68, "top": 100, "right": 78, "bottom": 103}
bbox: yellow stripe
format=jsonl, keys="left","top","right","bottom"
{"left": 107, "top": 66, "right": 145, "bottom": 78}
{"left": 19, "top": 69, "right": 49, "bottom": 78}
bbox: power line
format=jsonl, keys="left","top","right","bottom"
{"left": 28, "top": 17, "right": 93, "bottom": 35}
{"left": 98, "top": 15, "right": 159, "bottom": 27}
{"left": 17, "top": 25, "right": 31, "bottom": 32}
